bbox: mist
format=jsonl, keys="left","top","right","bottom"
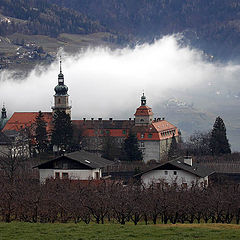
{"left": 1, "top": 35, "right": 240, "bottom": 149}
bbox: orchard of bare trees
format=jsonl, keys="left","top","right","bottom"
{"left": 0, "top": 174, "right": 240, "bottom": 225}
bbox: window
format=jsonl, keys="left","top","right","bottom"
{"left": 140, "top": 119, "right": 144, "bottom": 122}
{"left": 95, "top": 172, "right": 100, "bottom": 180}
{"left": 55, "top": 172, "right": 60, "bottom": 179}
{"left": 164, "top": 171, "right": 168, "bottom": 175}
{"left": 141, "top": 133, "right": 144, "bottom": 138}
{"left": 148, "top": 134, "right": 152, "bottom": 138}
{"left": 140, "top": 142, "right": 144, "bottom": 147}
{"left": 62, "top": 172, "right": 69, "bottom": 179}
{"left": 106, "top": 130, "right": 110, "bottom": 135}
{"left": 122, "top": 130, "right": 126, "bottom": 134}
{"left": 58, "top": 98, "right": 61, "bottom": 104}
{"left": 174, "top": 171, "right": 177, "bottom": 175}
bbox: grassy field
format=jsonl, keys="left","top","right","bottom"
{"left": 1, "top": 222, "right": 240, "bottom": 240}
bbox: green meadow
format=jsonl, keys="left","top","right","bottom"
{"left": 1, "top": 222, "right": 240, "bottom": 240}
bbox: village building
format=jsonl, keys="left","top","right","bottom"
{"left": 34, "top": 150, "right": 112, "bottom": 183}
{"left": 2, "top": 61, "right": 180, "bottom": 162}
{"left": 135, "top": 156, "right": 214, "bottom": 187}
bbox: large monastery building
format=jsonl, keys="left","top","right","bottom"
{"left": 2, "top": 62, "right": 179, "bottom": 162}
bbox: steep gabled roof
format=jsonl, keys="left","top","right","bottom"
{"left": 34, "top": 150, "right": 113, "bottom": 169}
{"left": 3, "top": 112, "right": 53, "bottom": 132}
{"left": 135, "top": 157, "right": 214, "bottom": 178}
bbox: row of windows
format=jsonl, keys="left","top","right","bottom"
{"left": 164, "top": 170, "right": 177, "bottom": 175}
{"left": 161, "top": 129, "right": 176, "bottom": 137}
{"left": 141, "top": 133, "right": 153, "bottom": 138}
{"left": 96, "top": 130, "right": 127, "bottom": 135}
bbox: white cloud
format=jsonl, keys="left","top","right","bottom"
{"left": 0, "top": 35, "right": 240, "bottom": 121}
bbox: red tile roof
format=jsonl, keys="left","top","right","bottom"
{"left": 3, "top": 112, "right": 53, "bottom": 133}
{"left": 73, "top": 119, "right": 178, "bottom": 141}
{"left": 134, "top": 105, "right": 153, "bottom": 116}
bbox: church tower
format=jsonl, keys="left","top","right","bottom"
{"left": 134, "top": 93, "right": 154, "bottom": 126}
{"left": 52, "top": 59, "right": 71, "bottom": 116}
{"left": 0, "top": 104, "right": 8, "bottom": 130}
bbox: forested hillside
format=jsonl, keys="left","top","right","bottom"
{"left": 0, "top": 0, "right": 104, "bottom": 37}
{"left": 50, "top": 0, "right": 240, "bottom": 60}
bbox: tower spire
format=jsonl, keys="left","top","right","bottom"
{"left": 141, "top": 92, "right": 146, "bottom": 106}
{"left": 1, "top": 103, "right": 7, "bottom": 119}
{"left": 60, "top": 55, "right": 62, "bottom": 74}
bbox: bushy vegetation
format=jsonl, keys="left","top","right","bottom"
{"left": 0, "top": 174, "right": 240, "bottom": 225}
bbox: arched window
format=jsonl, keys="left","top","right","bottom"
{"left": 58, "top": 98, "right": 61, "bottom": 104}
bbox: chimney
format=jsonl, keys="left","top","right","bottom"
{"left": 184, "top": 156, "right": 192, "bottom": 166}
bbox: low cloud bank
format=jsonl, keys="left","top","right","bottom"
{"left": 0, "top": 35, "right": 240, "bottom": 148}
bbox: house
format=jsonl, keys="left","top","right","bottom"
{"left": 3, "top": 60, "right": 180, "bottom": 162}
{"left": 135, "top": 157, "right": 214, "bottom": 187}
{"left": 34, "top": 150, "right": 113, "bottom": 183}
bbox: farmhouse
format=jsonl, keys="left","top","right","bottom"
{"left": 34, "top": 150, "right": 112, "bottom": 183}
{"left": 135, "top": 157, "right": 214, "bottom": 187}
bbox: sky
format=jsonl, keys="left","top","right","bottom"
{"left": 0, "top": 34, "right": 240, "bottom": 149}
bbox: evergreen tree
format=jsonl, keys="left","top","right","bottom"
{"left": 102, "top": 134, "right": 120, "bottom": 161}
{"left": 121, "top": 132, "right": 143, "bottom": 161}
{"left": 51, "top": 110, "right": 73, "bottom": 151}
{"left": 168, "top": 133, "right": 178, "bottom": 160}
{"left": 209, "top": 116, "right": 231, "bottom": 155}
{"left": 35, "top": 111, "right": 48, "bottom": 153}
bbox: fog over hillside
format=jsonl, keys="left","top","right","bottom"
{"left": 1, "top": 35, "right": 240, "bottom": 150}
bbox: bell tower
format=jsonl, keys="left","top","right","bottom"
{"left": 134, "top": 93, "right": 154, "bottom": 126}
{"left": 52, "top": 58, "right": 71, "bottom": 116}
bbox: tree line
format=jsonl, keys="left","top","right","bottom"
{"left": 0, "top": 0, "right": 104, "bottom": 37}
{"left": 0, "top": 175, "right": 239, "bottom": 224}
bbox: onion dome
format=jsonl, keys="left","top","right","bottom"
{"left": 54, "top": 59, "right": 68, "bottom": 96}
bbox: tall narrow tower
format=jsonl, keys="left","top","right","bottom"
{"left": 134, "top": 93, "right": 153, "bottom": 126}
{"left": 52, "top": 59, "right": 71, "bottom": 116}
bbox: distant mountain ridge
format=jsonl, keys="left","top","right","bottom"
{"left": 49, "top": 0, "right": 240, "bottom": 60}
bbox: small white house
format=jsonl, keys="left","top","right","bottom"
{"left": 34, "top": 151, "right": 113, "bottom": 183}
{"left": 135, "top": 157, "right": 214, "bottom": 188}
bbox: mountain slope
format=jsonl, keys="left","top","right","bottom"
{"left": 50, "top": 0, "right": 240, "bottom": 60}
{"left": 0, "top": 0, "right": 105, "bottom": 37}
